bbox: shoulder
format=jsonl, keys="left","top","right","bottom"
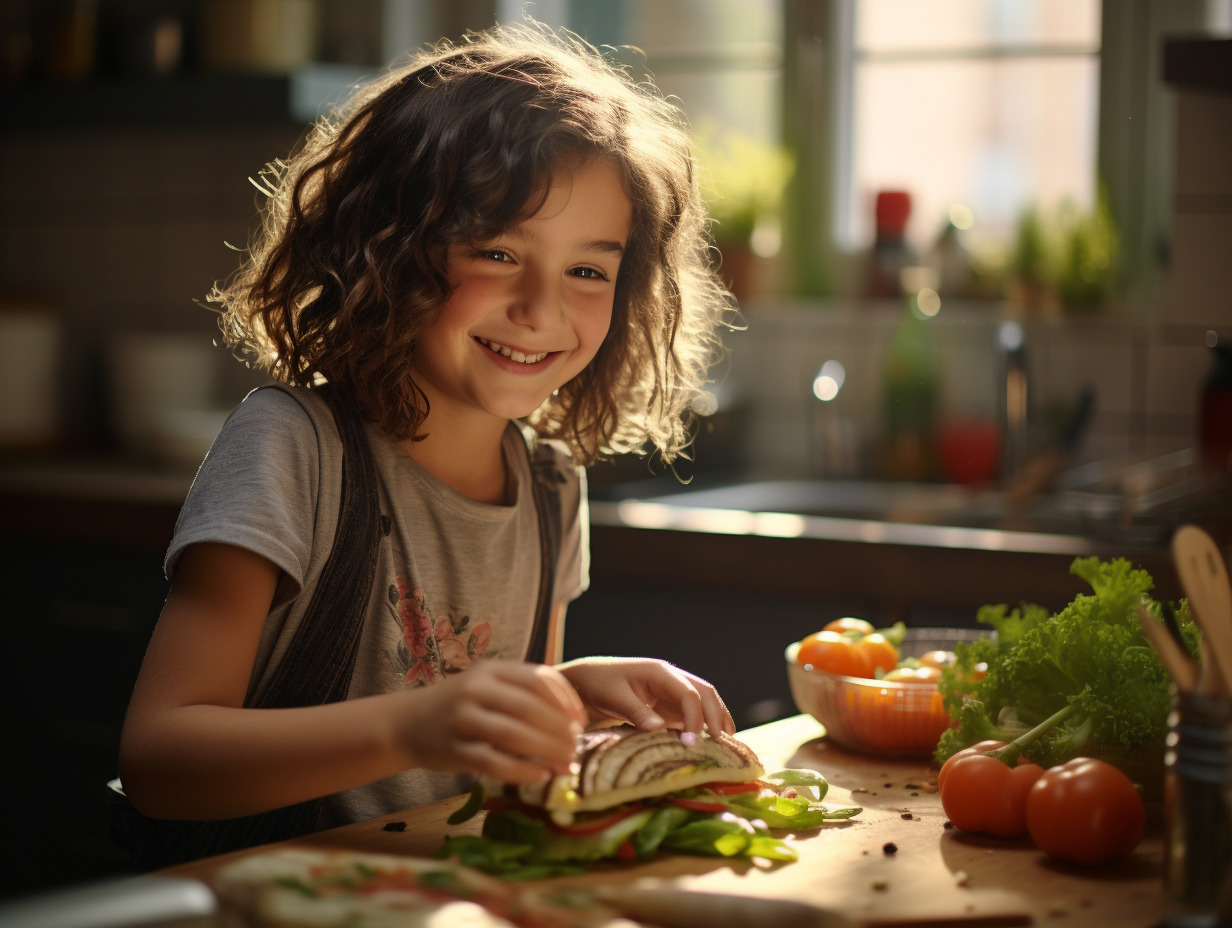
{"left": 237, "top": 383, "right": 331, "bottom": 428}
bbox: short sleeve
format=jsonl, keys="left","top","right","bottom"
{"left": 164, "top": 387, "right": 327, "bottom": 602}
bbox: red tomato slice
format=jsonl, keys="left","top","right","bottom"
{"left": 701, "top": 781, "right": 762, "bottom": 795}
{"left": 669, "top": 797, "right": 728, "bottom": 813}
{"left": 616, "top": 838, "right": 638, "bottom": 863}
{"left": 548, "top": 803, "right": 645, "bottom": 835}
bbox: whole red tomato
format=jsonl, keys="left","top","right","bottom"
{"left": 1026, "top": 757, "right": 1145, "bottom": 866}
{"left": 937, "top": 740, "right": 1028, "bottom": 792}
{"left": 939, "top": 753, "right": 1044, "bottom": 838}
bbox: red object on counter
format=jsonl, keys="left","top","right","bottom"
{"left": 938, "top": 419, "right": 1002, "bottom": 485}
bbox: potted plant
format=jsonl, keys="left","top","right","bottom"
{"left": 694, "top": 123, "right": 794, "bottom": 302}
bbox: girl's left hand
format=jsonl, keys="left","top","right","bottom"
{"left": 557, "top": 657, "right": 735, "bottom": 738}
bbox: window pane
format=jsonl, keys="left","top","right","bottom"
{"left": 847, "top": 54, "right": 1100, "bottom": 252}
{"left": 567, "top": 0, "right": 783, "bottom": 138}
{"left": 856, "top": 0, "right": 1100, "bottom": 53}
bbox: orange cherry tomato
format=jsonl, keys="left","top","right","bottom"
{"left": 917, "top": 649, "right": 957, "bottom": 669}
{"left": 823, "top": 617, "right": 875, "bottom": 638}
{"left": 853, "top": 632, "right": 899, "bottom": 676}
{"left": 796, "top": 631, "right": 873, "bottom": 677}
{"left": 883, "top": 665, "right": 941, "bottom": 684}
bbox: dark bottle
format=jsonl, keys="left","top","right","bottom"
{"left": 1200, "top": 342, "right": 1232, "bottom": 473}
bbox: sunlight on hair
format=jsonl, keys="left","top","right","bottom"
{"left": 690, "top": 389, "right": 719, "bottom": 416}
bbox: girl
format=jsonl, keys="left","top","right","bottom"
{"left": 117, "top": 21, "right": 736, "bottom": 864}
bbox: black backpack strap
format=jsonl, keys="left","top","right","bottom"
{"left": 522, "top": 430, "right": 564, "bottom": 665}
{"left": 111, "top": 385, "right": 382, "bottom": 869}
{"left": 255, "top": 386, "right": 380, "bottom": 709}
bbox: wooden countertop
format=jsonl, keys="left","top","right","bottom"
{"left": 160, "top": 715, "right": 1184, "bottom": 928}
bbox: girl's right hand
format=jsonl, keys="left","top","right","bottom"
{"left": 394, "top": 660, "right": 588, "bottom": 784}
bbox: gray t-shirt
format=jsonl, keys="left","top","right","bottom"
{"left": 166, "top": 385, "right": 589, "bottom": 827}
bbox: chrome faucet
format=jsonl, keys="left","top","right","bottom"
{"left": 998, "top": 321, "right": 1029, "bottom": 480}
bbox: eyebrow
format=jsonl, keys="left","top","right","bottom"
{"left": 506, "top": 226, "right": 626, "bottom": 257}
{"left": 581, "top": 238, "right": 627, "bottom": 257}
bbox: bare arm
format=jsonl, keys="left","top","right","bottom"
{"left": 118, "top": 542, "right": 586, "bottom": 821}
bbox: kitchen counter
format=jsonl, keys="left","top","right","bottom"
{"left": 0, "top": 459, "right": 1195, "bottom": 604}
{"left": 157, "top": 714, "right": 1184, "bottom": 927}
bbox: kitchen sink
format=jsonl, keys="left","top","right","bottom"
{"left": 597, "top": 450, "right": 1227, "bottom": 549}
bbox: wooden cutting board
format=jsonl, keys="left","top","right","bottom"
{"left": 161, "top": 715, "right": 1181, "bottom": 928}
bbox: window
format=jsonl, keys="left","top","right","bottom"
{"left": 843, "top": 0, "right": 1102, "bottom": 258}
{"left": 555, "top": 0, "right": 1105, "bottom": 294}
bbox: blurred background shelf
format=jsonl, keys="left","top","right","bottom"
{"left": 1, "top": 63, "right": 371, "bottom": 129}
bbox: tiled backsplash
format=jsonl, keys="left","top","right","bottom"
{"left": 718, "top": 300, "right": 1220, "bottom": 482}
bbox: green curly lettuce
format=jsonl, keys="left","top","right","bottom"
{"left": 935, "top": 556, "right": 1197, "bottom": 768}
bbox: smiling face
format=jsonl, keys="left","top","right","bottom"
{"left": 408, "top": 155, "right": 632, "bottom": 438}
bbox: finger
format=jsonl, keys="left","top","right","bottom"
{"left": 478, "top": 663, "right": 584, "bottom": 737}
{"left": 645, "top": 670, "right": 705, "bottom": 736}
{"left": 453, "top": 702, "right": 577, "bottom": 774}
{"left": 453, "top": 739, "right": 559, "bottom": 785}
{"left": 702, "top": 690, "right": 736, "bottom": 736}
{"left": 532, "top": 665, "right": 588, "bottom": 729}
{"left": 623, "top": 702, "right": 666, "bottom": 731}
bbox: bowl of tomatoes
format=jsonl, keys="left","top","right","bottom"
{"left": 786, "top": 620, "right": 989, "bottom": 758}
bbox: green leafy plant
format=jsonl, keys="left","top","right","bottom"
{"left": 694, "top": 123, "right": 795, "bottom": 247}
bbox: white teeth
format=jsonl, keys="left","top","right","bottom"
{"left": 478, "top": 337, "right": 547, "bottom": 364}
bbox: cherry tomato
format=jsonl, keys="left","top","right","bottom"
{"left": 853, "top": 632, "right": 899, "bottom": 676}
{"left": 937, "top": 740, "right": 1010, "bottom": 792}
{"left": 939, "top": 753, "right": 1044, "bottom": 838}
{"left": 796, "top": 631, "right": 873, "bottom": 677}
{"left": 823, "top": 617, "right": 876, "bottom": 638}
{"left": 1026, "top": 757, "right": 1145, "bottom": 866}
{"left": 883, "top": 665, "right": 940, "bottom": 684}
{"left": 917, "top": 649, "right": 956, "bottom": 669}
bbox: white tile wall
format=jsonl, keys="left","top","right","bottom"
{"left": 723, "top": 300, "right": 1216, "bottom": 481}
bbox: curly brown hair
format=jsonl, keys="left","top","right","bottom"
{"left": 210, "top": 20, "right": 734, "bottom": 465}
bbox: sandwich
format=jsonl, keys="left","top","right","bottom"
{"left": 440, "top": 726, "right": 860, "bottom": 877}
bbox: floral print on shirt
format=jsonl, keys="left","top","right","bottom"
{"left": 386, "top": 576, "right": 496, "bottom": 686}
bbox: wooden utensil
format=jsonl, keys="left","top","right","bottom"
{"left": 1137, "top": 602, "right": 1199, "bottom": 691}
{"left": 1173, "top": 525, "right": 1232, "bottom": 695}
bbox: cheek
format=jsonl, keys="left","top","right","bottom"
{"left": 576, "top": 300, "right": 614, "bottom": 354}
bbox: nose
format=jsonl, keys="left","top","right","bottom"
{"left": 509, "top": 267, "right": 562, "bottom": 329}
